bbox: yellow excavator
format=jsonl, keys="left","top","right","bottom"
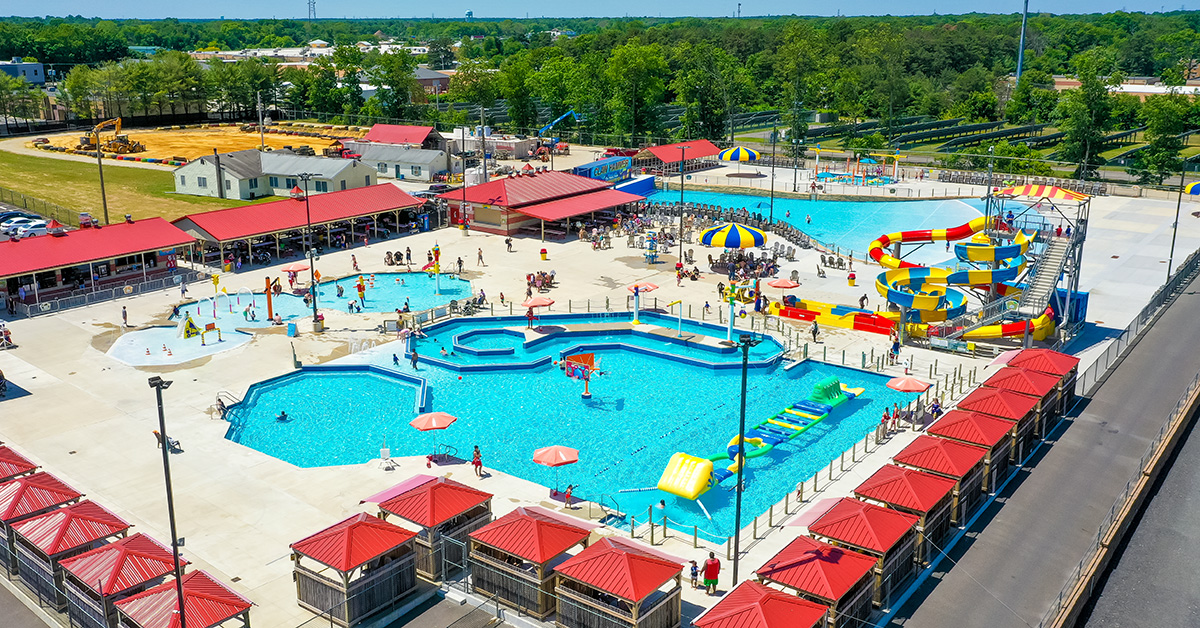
{"left": 76, "top": 118, "right": 146, "bottom": 154}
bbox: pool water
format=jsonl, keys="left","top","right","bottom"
{"left": 226, "top": 313, "right": 916, "bottom": 536}
{"left": 645, "top": 191, "right": 982, "bottom": 267}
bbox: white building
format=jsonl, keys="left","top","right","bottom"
{"left": 343, "top": 142, "right": 449, "bottom": 181}
{"left": 173, "top": 150, "right": 376, "bottom": 200}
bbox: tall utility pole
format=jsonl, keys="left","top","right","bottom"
{"left": 1016, "top": 0, "right": 1030, "bottom": 83}
{"left": 307, "top": 0, "right": 317, "bottom": 20}
{"left": 768, "top": 127, "right": 777, "bottom": 224}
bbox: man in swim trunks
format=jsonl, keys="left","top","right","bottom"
{"left": 703, "top": 552, "right": 721, "bottom": 595}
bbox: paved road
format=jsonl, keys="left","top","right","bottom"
{"left": 888, "top": 274, "right": 1200, "bottom": 628}
{"left": 0, "top": 583, "right": 51, "bottom": 628}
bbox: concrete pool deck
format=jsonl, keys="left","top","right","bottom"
{"left": 0, "top": 189, "right": 1197, "bottom": 627}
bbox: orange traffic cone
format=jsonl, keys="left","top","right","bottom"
{"left": 167, "top": 349, "right": 173, "bottom": 356}
{"left": 145, "top": 348, "right": 151, "bottom": 355}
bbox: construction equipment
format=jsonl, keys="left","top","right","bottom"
{"left": 75, "top": 118, "right": 145, "bottom": 154}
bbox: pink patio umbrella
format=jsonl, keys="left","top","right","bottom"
{"left": 281, "top": 262, "right": 310, "bottom": 273}
{"left": 521, "top": 296, "right": 555, "bottom": 308}
{"left": 409, "top": 412, "right": 458, "bottom": 431}
{"left": 766, "top": 278, "right": 800, "bottom": 301}
{"left": 534, "top": 445, "right": 579, "bottom": 490}
{"left": 887, "top": 376, "right": 931, "bottom": 393}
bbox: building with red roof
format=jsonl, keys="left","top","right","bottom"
{"left": 0, "top": 446, "right": 38, "bottom": 483}
{"left": 1007, "top": 348, "right": 1081, "bottom": 408}
{"left": 893, "top": 435, "right": 986, "bottom": 526}
{"left": 378, "top": 477, "right": 492, "bottom": 581}
{"left": 114, "top": 570, "right": 252, "bottom": 628}
{"left": 290, "top": 513, "right": 418, "bottom": 626}
{"left": 554, "top": 537, "right": 682, "bottom": 628}
{"left": 808, "top": 498, "right": 920, "bottom": 607}
{"left": 0, "top": 218, "right": 195, "bottom": 309}
{"left": 854, "top": 464, "right": 957, "bottom": 565}
{"left": 755, "top": 535, "right": 876, "bottom": 628}
{"left": 436, "top": 170, "right": 643, "bottom": 238}
{"left": 983, "top": 366, "right": 1065, "bottom": 437}
{"left": 694, "top": 580, "right": 828, "bottom": 628}
{"left": 956, "top": 388, "right": 1040, "bottom": 463}
{"left": 632, "top": 140, "right": 722, "bottom": 177}
{"left": 927, "top": 410, "right": 1016, "bottom": 493}
{"left": 11, "top": 500, "right": 130, "bottom": 609}
{"left": 59, "top": 533, "right": 182, "bottom": 628}
{"left": 0, "top": 471, "right": 82, "bottom": 575}
{"left": 469, "top": 507, "right": 591, "bottom": 619}
{"left": 362, "top": 124, "right": 439, "bottom": 149}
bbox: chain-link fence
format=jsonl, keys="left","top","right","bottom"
{"left": 0, "top": 186, "right": 80, "bottom": 227}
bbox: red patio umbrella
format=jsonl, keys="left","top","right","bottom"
{"left": 409, "top": 412, "right": 458, "bottom": 431}
{"left": 887, "top": 376, "right": 931, "bottom": 393}
{"left": 534, "top": 445, "right": 579, "bottom": 490}
{"left": 281, "top": 262, "right": 310, "bottom": 273}
{"left": 766, "top": 278, "right": 800, "bottom": 300}
{"left": 522, "top": 296, "right": 555, "bottom": 308}
{"left": 627, "top": 282, "right": 659, "bottom": 293}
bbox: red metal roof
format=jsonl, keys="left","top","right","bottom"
{"left": 379, "top": 477, "right": 492, "bottom": 529}
{"left": 644, "top": 140, "right": 722, "bottom": 164}
{"left": 115, "top": 570, "right": 251, "bottom": 628}
{"left": 755, "top": 535, "right": 876, "bottom": 602}
{"left": 515, "top": 189, "right": 645, "bottom": 222}
{"left": 173, "top": 185, "right": 423, "bottom": 243}
{"left": 437, "top": 170, "right": 611, "bottom": 208}
{"left": 808, "top": 498, "right": 919, "bottom": 555}
{"left": 0, "top": 219, "right": 194, "bottom": 280}
{"left": 694, "top": 580, "right": 828, "bottom": 628}
{"left": 982, "top": 367, "right": 1060, "bottom": 397}
{"left": 0, "top": 472, "right": 81, "bottom": 523}
{"left": 927, "top": 410, "right": 1016, "bottom": 448}
{"left": 363, "top": 124, "right": 436, "bottom": 145}
{"left": 12, "top": 500, "right": 129, "bottom": 556}
{"left": 59, "top": 533, "right": 182, "bottom": 597}
{"left": 290, "top": 513, "right": 416, "bottom": 573}
{"left": 854, "top": 465, "right": 957, "bottom": 515}
{"left": 1008, "top": 349, "right": 1080, "bottom": 377}
{"left": 0, "top": 447, "right": 37, "bottom": 482}
{"left": 956, "top": 388, "right": 1040, "bottom": 421}
{"left": 893, "top": 436, "right": 987, "bottom": 479}
{"left": 469, "top": 507, "right": 589, "bottom": 564}
{"left": 554, "top": 538, "right": 681, "bottom": 602}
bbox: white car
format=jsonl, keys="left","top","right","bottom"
{"left": 15, "top": 224, "right": 49, "bottom": 237}
{"left": 0, "top": 217, "right": 37, "bottom": 234}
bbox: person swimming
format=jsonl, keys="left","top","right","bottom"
{"left": 276, "top": 411, "right": 290, "bottom": 422}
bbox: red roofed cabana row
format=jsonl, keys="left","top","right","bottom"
{"left": 378, "top": 477, "right": 493, "bottom": 582}
{"left": 983, "top": 365, "right": 1067, "bottom": 438}
{"left": 11, "top": 500, "right": 130, "bottom": 609}
{"left": 926, "top": 410, "right": 1015, "bottom": 494}
{"left": 853, "top": 465, "right": 957, "bottom": 566}
{"left": 632, "top": 140, "right": 722, "bottom": 176}
{"left": 468, "top": 507, "right": 591, "bottom": 620}
{"left": 755, "top": 535, "right": 876, "bottom": 628}
{"left": 694, "top": 580, "right": 829, "bottom": 628}
{"left": 554, "top": 537, "right": 682, "bottom": 628}
{"left": 807, "top": 498, "right": 920, "bottom": 608}
{"left": 955, "top": 387, "right": 1040, "bottom": 464}
{"left": 59, "top": 533, "right": 182, "bottom": 628}
{"left": 0, "top": 219, "right": 196, "bottom": 313}
{"left": 290, "top": 513, "right": 419, "bottom": 627}
{"left": 0, "top": 472, "right": 82, "bottom": 575}
{"left": 1008, "top": 348, "right": 1081, "bottom": 410}
{"left": 114, "top": 570, "right": 251, "bottom": 628}
{"left": 892, "top": 436, "right": 986, "bottom": 526}
{"left": 0, "top": 446, "right": 38, "bottom": 483}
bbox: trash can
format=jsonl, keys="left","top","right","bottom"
{"left": 848, "top": 272, "right": 856, "bottom": 287}
{"left": 223, "top": 263, "right": 231, "bottom": 272}
{"left": 540, "top": 248, "right": 548, "bottom": 261}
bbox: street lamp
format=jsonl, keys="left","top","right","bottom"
{"left": 1169, "top": 160, "right": 1186, "bottom": 281}
{"left": 677, "top": 145, "right": 690, "bottom": 264}
{"left": 295, "top": 173, "right": 320, "bottom": 324}
{"left": 731, "top": 332, "right": 761, "bottom": 584}
{"left": 768, "top": 126, "right": 777, "bottom": 225}
{"left": 148, "top": 376, "right": 187, "bottom": 628}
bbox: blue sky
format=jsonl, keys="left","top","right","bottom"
{"left": 12, "top": 2, "right": 1200, "bottom": 20}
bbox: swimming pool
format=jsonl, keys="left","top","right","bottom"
{"left": 645, "top": 191, "right": 983, "bottom": 267}
{"left": 226, "top": 312, "right": 917, "bottom": 536}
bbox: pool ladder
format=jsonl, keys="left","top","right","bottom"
{"left": 597, "top": 494, "right": 627, "bottom": 527}
{"left": 214, "top": 391, "right": 241, "bottom": 421}
{"left": 432, "top": 443, "right": 458, "bottom": 462}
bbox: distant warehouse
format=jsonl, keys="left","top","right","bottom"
{"left": 342, "top": 142, "right": 449, "bottom": 182}
{"left": 173, "top": 150, "right": 376, "bottom": 200}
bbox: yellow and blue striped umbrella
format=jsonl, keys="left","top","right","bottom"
{"left": 717, "top": 146, "right": 761, "bottom": 162}
{"left": 1186, "top": 181, "right": 1200, "bottom": 195}
{"left": 700, "top": 223, "right": 767, "bottom": 249}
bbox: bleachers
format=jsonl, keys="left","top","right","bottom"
{"left": 935, "top": 170, "right": 1106, "bottom": 196}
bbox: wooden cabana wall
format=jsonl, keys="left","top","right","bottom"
{"left": 58, "top": 533, "right": 178, "bottom": 628}
{"left": 853, "top": 465, "right": 957, "bottom": 566}
{"left": 893, "top": 437, "right": 986, "bottom": 526}
{"left": 927, "top": 411, "right": 1016, "bottom": 494}
{"left": 292, "top": 546, "right": 417, "bottom": 626}
{"left": 555, "top": 571, "right": 682, "bottom": 628}
{"left": 378, "top": 478, "right": 494, "bottom": 582}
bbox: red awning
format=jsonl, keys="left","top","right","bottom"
{"left": 694, "top": 580, "right": 828, "bottom": 628}
{"left": 363, "top": 124, "right": 436, "bottom": 145}
{"left": 59, "top": 533, "right": 182, "bottom": 597}
{"left": 291, "top": 513, "right": 416, "bottom": 573}
{"left": 0, "top": 446, "right": 37, "bottom": 483}
{"left": 0, "top": 218, "right": 194, "bottom": 280}
{"left": 644, "top": 140, "right": 721, "bottom": 164}
{"left": 854, "top": 465, "right": 958, "bottom": 514}
{"left": 516, "top": 189, "right": 645, "bottom": 222}
{"left": 927, "top": 410, "right": 1016, "bottom": 448}
{"left": 469, "top": 507, "right": 590, "bottom": 564}
{"left": 893, "top": 436, "right": 987, "bottom": 480}
{"left": 0, "top": 472, "right": 81, "bottom": 523}
{"left": 12, "top": 500, "right": 130, "bottom": 556}
{"left": 755, "top": 535, "right": 876, "bottom": 602}
{"left": 114, "top": 570, "right": 251, "bottom": 628}
{"left": 808, "top": 498, "right": 919, "bottom": 554}
{"left": 554, "top": 538, "right": 681, "bottom": 602}
{"left": 379, "top": 477, "right": 492, "bottom": 529}
{"left": 956, "top": 388, "right": 1040, "bottom": 421}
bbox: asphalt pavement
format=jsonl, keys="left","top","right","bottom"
{"left": 0, "top": 583, "right": 51, "bottom": 628}
{"left": 888, "top": 273, "right": 1200, "bottom": 628}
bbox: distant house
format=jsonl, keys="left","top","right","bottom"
{"left": 0, "top": 58, "right": 45, "bottom": 85}
{"left": 172, "top": 150, "right": 375, "bottom": 200}
{"left": 413, "top": 67, "right": 451, "bottom": 94}
{"left": 308, "top": 39, "right": 330, "bottom": 48}
{"left": 361, "top": 124, "right": 444, "bottom": 151}
{"left": 344, "top": 142, "right": 448, "bottom": 181}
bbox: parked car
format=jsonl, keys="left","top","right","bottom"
{"left": 427, "top": 184, "right": 453, "bottom": 193}
{"left": 14, "top": 223, "right": 49, "bottom": 238}
{"left": 1, "top": 217, "right": 38, "bottom": 235}
{"left": 0, "top": 211, "right": 37, "bottom": 224}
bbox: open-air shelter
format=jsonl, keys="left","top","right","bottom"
{"left": 11, "top": 500, "right": 130, "bottom": 609}
{"left": 982, "top": 367, "right": 1062, "bottom": 437}
{"left": 892, "top": 436, "right": 986, "bottom": 526}
{"left": 468, "top": 507, "right": 591, "bottom": 619}
{"left": 290, "top": 512, "right": 418, "bottom": 626}
{"left": 113, "top": 570, "right": 251, "bottom": 628}
{"left": 553, "top": 537, "right": 682, "bottom": 628}
{"left": 955, "top": 388, "right": 1040, "bottom": 464}
{"left": 1007, "top": 349, "right": 1081, "bottom": 414}
{"left": 0, "top": 472, "right": 82, "bottom": 574}
{"left": 632, "top": 140, "right": 722, "bottom": 176}
{"left": 0, "top": 446, "right": 38, "bottom": 482}
{"left": 853, "top": 464, "right": 957, "bottom": 566}
{"left": 58, "top": 533, "right": 181, "bottom": 628}
{"left": 755, "top": 535, "right": 876, "bottom": 628}
{"left": 378, "top": 477, "right": 492, "bottom": 582}
{"left": 926, "top": 410, "right": 1016, "bottom": 493}
{"left": 693, "top": 580, "right": 829, "bottom": 628}
{"left": 807, "top": 497, "right": 920, "bottom": 607}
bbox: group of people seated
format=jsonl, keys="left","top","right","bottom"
{"left": 677, "top": 266, "right": 703, "bottom": 282}
{"left": 721, "top": 254, "right": 779, "bottom": 281}
{"left": 384, "top": 251, "right": 411, "bottom": 267}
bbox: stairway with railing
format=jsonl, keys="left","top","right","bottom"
{"left": 1020, "top": 237, "right": 1071, "bottom": 316}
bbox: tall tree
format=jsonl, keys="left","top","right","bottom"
{"left": 497, "top": 53, "right": 538, "bottom": 130}
{"left": 604, "top": 38, "right": 668, "bottom": 140}
{"left": 448, "top": 59, "right": 499, "bottom": 126}
{"left": 364, "top": 50, "right": 422, "bottom": 120}
{"left": 1128, "top": 91, "right": 1188, "bottom": 185}
{"left": 1056, "top": 51, "right": 1118, "bottom": 178}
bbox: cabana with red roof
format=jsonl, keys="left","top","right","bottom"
{"left": 11, "top": 500, "right": 130, "bottom": 609}
{"left": 1007, "top": 348, "right": 1081, "bottom": 409}
{"left": 982, "top": 367, "right": 1062, "bottom": 438}
{"left": 554, "top": 537, "right": 682, "bottom": 628}
{"left": 468, "top": 507, "right": 591, "bottom": 619}
{"left": 693, "top": 580, "right": 828, "bottom": 628}
{"left": 807, "top": 498, "right": 920, "bottom": 607}
{"left": 755, "top": 535, "right": 876, "bottom": 628}
{"left": 59, "top": 533, "right": 181, "bottom": 628}
{"left": 290, "top": 513, "right": 419, "bottom": 626}
{"left": 378, "top": 477, "right": 492, "bottom": 581}
{"left": 632, "top": 140, "right": 722, "bottom": 176}
{"left": 892, "top": 436, "right": 986, "bottom": 526}
{"left": 853, "top": 465, "right": 956, "bottom": 566}
{"left": 926, "top": 410, "right": 1015, "bottom": 493}
{"left": 0, "top": 472, "right": 82, "bottom": 575}
{"left": 114, "top": 570, "right": 251, "bottom": 628}
{"left": 955, "top": 387, "right": 1040, "bottom": 464}
{"left": 0, "top": 446, "right": 38, "bottom": 483}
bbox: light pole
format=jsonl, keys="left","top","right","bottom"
{"left": 768, "top": 127, "right": 777, "bottom": 225}
{"left": 731, "top": 332, "right": 761, "bottom": 584}
{"left": 296, "top": 173, "right": 320, "bottom": 324}
{"left": 1169, "top": 161, "right": 1186, "bottom": 280}
{"left": 792, "top": 137, "right": 804, "bottom": 193}
{"left": 148, "top": 376, "right": 187, "bottom": 628}
{"left": 678, "top": 145, "right": 690, "bottom": 264}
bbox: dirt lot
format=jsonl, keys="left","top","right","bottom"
{"left": 46, "top": 126, "right": 334, "bottom": 161}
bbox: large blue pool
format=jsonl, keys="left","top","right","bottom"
{"left": 225, "top": 312, "right": 917, "bottom": 537}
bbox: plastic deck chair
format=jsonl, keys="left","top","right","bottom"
{"left": 380, "top": 447, "right": 395, "bottom": 471}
